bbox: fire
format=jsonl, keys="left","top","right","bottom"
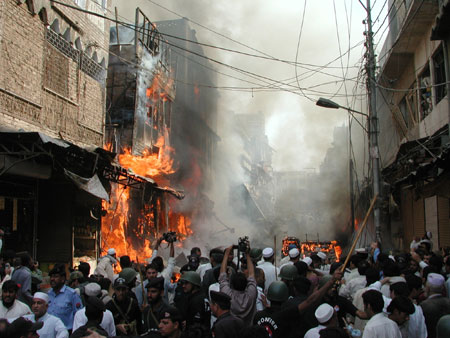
{"left": 282, "top": 237, "right": 341, "bottom": 262}
{"left": 101, "top": 186, "right": 153, "bottom": 263}
{"left": 101, "top": 54, "right": 195, "bottom": 262}
{"left": 118, "top": 136, "right": 175, "bottom": 184}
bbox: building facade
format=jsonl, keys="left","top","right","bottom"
{"left": 0, "top": 0, "right": 111, "bottom": 267}
{"left": 377, "top": 0, "right": 450, "bottom": 250}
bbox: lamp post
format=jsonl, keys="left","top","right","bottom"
{"left": 316, "top": 97, "right": 381, "bottom": 243}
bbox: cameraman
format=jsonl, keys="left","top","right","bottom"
{"left": 219, "top": 244, "right": 258, "bottom": 326}
{"left": 135, "top": 236, "right": 175, "bottom": 307}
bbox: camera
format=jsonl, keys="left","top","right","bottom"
{"left": 162, "top": 231, "right": 177, "bottom": 243}
{"left": 233, "top": 236, "right": 249, "bottom": 253}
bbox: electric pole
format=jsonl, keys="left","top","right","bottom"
{"left": 365, "top": 0, "right": 382, "bottom": 243}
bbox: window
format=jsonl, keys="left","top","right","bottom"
{"left": 399, "top": 97, "right": 409, "bottom": 128}
{"left": 74, "top": 0, "right": 86, "bottom": 9}
{"left": 419, "top": 66, "right": 432, "bottom": 120}
{"left": 433, "top": 45, "right": 447, "bottom": 105}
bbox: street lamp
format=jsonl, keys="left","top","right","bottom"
{"left": 316, "top": 97, "right": 381, "bottom": 243}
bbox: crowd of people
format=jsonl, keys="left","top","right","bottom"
{"left": 1, "top": 233, "right": 450, "bottom": 338}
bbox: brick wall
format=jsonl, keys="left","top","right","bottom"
{"left": 0, "top": 0, "right": 110, "bottom": 147}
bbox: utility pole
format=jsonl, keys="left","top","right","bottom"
{"left": 365, "top": 0, "right": 382, "bottom": 243}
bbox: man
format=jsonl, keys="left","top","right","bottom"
{"left": 258, "top": 247, "right": 279, "bottom": 292}
{"left": 339, "top": 261, "right": 369, "bottom": 301}
{"left": 362, "top": 289, "right": 401, "bottom": 338}
{"left": 94, "top": 248, "right": 117, "bottom": 283}
{"left": 210, "top": 290, "right": 244, "bottom": 338}
{"left": 254, "top": 268, "right": 266, "bottom": 311}
{"left": 219, "top": 245, "right": 257, "bottom": 326}
{"left": 0, "top": 280, "right": 31, "bottom": 319}
{"left": 11, "top": 253, "right": 33, "bottom": 306}
{"left": 47, "top": 263, "right": 83, "bottom": 331}
{"left": 404, "top": 274, "right": 427, "bottom": 338}
{"left": 142, "top": 277, "right": 172, "bottom": 333}
{"left": 279, "top": 264, "right": 299, "bottom": 297}
{"left": 176, "top": 271, "right": 210, "bottom": 330}
{"left": 255, "top": 270, "right": 344, "bottom": 338}
{"left": 23, "top": 291, "right": 68, "bottom": 338}
{"left": 7, "top": 317, "right": 43, "bottom": 338}
{"left": 72, "top": 283, "right": 116, "bottom": 336}
{"left": 386, "top": 296, "right": 415, "bottom": 332}
{"left": 344, "top": 255, "right": 362, "bottom": 283}
{"left": 280, "top": 248, "right": 300, "bottom": 269}
{"left": 304, "top": 303, "right": 338, "bottom": 338}
{"left": 105, "top": 277, "right": 142, "bottom": 336}
{"left": 135, "top": 262, "right": 159, "bottom": 307}
{"left": 158, "top": 306, "right": 183, "bottom": 338}
{"left": 78, "top": 262, "right": 91, "bottom": 282}
{"left": 420, "top": 272, "right": 450, "bottom": 338}
{"left": 197, "top": 247, "right": 223, "bottom": 281}
{"left": 71, "top": 296, "right": 108, "bottom": 338}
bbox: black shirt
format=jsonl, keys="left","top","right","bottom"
{"left": 143, "top": 300, "right": 172, "bottom": 333}
{"left": 105, "top": 295, "right": 143, "bottom": 334}
{"left": 176, "top": 290, "right": 211, "bottom": 330}
{"left": 212, "top": 311, "right": 244, "bottom": 338}
{"left": 253, "top": 304, "right": 298, "bottom": 338}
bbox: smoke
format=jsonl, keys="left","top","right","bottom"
{"left": 111, "top": 1, "right": 370, "bottom": 251}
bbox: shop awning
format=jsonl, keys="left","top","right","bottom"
{"left": 0, "top": 131, "right": 184, "bottom": 201}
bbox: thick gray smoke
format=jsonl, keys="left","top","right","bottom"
{"left": 111, "top": 0, "right": 370, "bottom": 252}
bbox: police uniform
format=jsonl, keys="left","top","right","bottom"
{"left": 106, "top": 278, "right": 143, "bottom": 335}
{"left": 142, "top": 277, "right": 172, "bottom": 333}
{"left": 185, "top": 290, "right": 211, "bottom": 329}
{"left": 48, "top": 284, "right": 83, "bottom": 330}
{"left": 211, "top": 291, "right": 244, "bottom": 338}
{"left": 253, "top": 303, "right": 298, "bottom": 338}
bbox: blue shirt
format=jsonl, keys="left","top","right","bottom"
{"left": 48, "top": 285, "right": 83, "bottom": 330}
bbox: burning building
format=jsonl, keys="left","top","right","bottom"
{"left": 105, "top": 12, "right": 220, "bottom": 256}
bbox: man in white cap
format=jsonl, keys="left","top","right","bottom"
{"left": 72, "top": 283, "right": 116, "bottom": 336}
{"left": 257, "top": 247, "right": 279, "bottom": 292}
{"left": 420, "top": 272, "right": 450, "bottom": 338}
{"left": 94, "top": 248, "right": 117, "bottom": 283}
{"left": 304, "top": 303, "right": 338, "bottom": 338}
{"left": 280, "top": 248, "right": 300, "bottom": 269}
{"left": 23, "top": 291, "right": 68, "bottom": 338}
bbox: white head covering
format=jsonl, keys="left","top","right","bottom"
{"left": 315, "top": 303, "right": 334, "bottom": 323}
{"left": 33, "top": 292, "right": 49, "bottom": 304}
{"left": 317, "top": 252, "right": 327, "bottom": 260}
{"left": 289, "top": 248, "right": 300, "bottom": 258}
{"left": 85, "top": 283, "right": 102, "bottom": 297}
{"left": 262, "top": 247, "right": 274, "bottom": 258}
{"left": 107, "top": 248, "right": 116, "bottom": 256}
{"left": 427, "top": 273, "right": 444, "bottom": 287}
{"left": 302, "top": 257, "right": 312, "bottom": 266}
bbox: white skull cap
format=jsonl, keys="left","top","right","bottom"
{"left": 315, "top": 303, "right": 334, "bottom": 323}
{"left": 33, "top": 292, "right": 49, "bottom": 304}
{"left": 262, "top": 247, "right": 274, "bottom": 258}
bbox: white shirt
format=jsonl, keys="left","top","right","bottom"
{"left": 23, "top": 313, "right": 68, "bottom": 338}
{"left": 208, "top": 282, "right": 220, "bottom": 328}
{"left": 363, "top": 313, "right": 401, "bottom": 338}
{"left": 339, "top": 276, "right": 367, "bottom": 301}
{"left": 256, "top": 286, "right": 265, "bottom": 312}
{"left": 406, "top": 303, "right": 427, "bottom": 338}
{"left": 72, "top": 308, "right": 116, "bottom": 336}
{"left": 304, "top": 324, "right": 326, "bottom": 338}
{"left": 196, "top": 263, "right": 212, "bottom": 281}
{"left": 257, "top": 261, "right": 279, "bottom": 292}
{"left": 0, "top": 299, "right": 31, "bottom": 319}
{"left": 344, "top": 268, "right": 360, "bottom": 283}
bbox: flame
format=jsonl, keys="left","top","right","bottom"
{"left": 118, "top": 136, "right": 175, "bottom": 184}
{"left": 194, "top": 85, "right": 200, "bottom": 96}
{"left": 101, "top": 61, "right": 195, "bottom": 261}
{"left": 282, "top": 237, "right": 341, "bottom": 262}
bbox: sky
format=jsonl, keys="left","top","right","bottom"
{"left": 111, "top": 0, "right": 388, "bottom": 172}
